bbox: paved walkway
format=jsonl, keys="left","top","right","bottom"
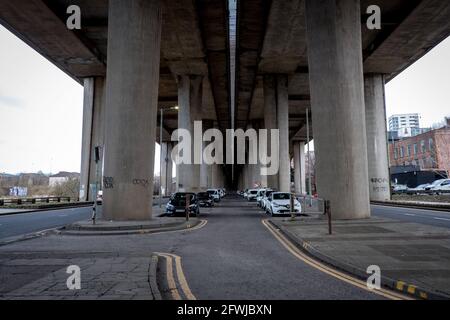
{"left": 270, "top": 216, "right": 450, "bottom": 298}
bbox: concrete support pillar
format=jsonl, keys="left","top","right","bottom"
{"left": 212, "top": 164, "right": 222, "bottom": 188}
{"left": 200, "top": 139, "right": 208, "bottom": 190}
{"left": 365, "top": 74, "right": 391, "bottom": 201}
{"left": 305, "top": 0, "right": 370, "bottom": 219}
{"left": 263, "top": 75, "right": 279, "bottom": 189}
{"left": 161, "top": 142, "right": 173, "bottom": 196}
{"left": 276, "top": 75, "right": 290, "bottom": 192}
{"left": 80, "top": 78, "right": 94, "bottom": 202}
{"left": 103, "top": 0, "right": 162, "bottom": 220}
{"left": 177, "top": 75, "right": 203, "bottom": 192}
{"left": 293, "top": 141, "right": 306, "bottom": 194}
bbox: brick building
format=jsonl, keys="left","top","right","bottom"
{"left": 389, "top": 118, "right": 450, "bottom": 175}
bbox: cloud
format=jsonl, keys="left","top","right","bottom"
{"left": 0, "top": 95, "right": 25, "bottom": 109}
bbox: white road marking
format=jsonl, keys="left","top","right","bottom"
{"left": 403, "top": 213, "right": 416, "bottom": 216}
{"left": 433, "top": 217, "right": 450, "bottom": 222}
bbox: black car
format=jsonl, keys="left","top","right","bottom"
{"left": 165, "top": 192, "right": 200, "bottom": 216}
{"left": 197, "top": 192, "right": 214, "bottom": 207}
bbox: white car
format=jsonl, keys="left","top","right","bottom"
{"left": 424, "top": 179, "right": 448, "bottom": 191}
{"left": 256, "top": 189, "right": 266, "bottom": 207}
{"left": 246, "top": 189, "right": 259, "bottom": 201}
{"left": 207, "top": 189, "right": 221, "bottom": 202}
{"left": 266, "top": 192, "right": 302, "bottom": 216}
{"left": 261, "top": 190, "right": 276, "bottom": 211}
{"left": 430, "top": 179, "right": 450, "bottom": 192}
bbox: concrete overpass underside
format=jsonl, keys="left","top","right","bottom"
{"left": 1, "top": 0, "right": 449, "bottom": 220}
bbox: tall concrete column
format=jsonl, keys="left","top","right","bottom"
{"left": 293, "top": 141, "right": 306, "bottom": 194}
{"left": 161, "top": 142, "right": 173, "bottom": 196}
{"left": 177, "top": 75, "right": 203, "bottom": 192}
{"left": 365, "top": 74, "right": 391, "bottom": 201}
{"left": 80, "top": 78, "right": 94, "bottom": 202}
{"left": 276, "top": 75, "right": 290, "bottom": 192}
{"left": 305, "top": 0, "right": 370, "bottom": 219}
{"left": 87, "top": 77, "right": 106, "bottom": 201}
{"left": 103, "top": 0, "right": 162, "bottom": 220}
{"left": 263, "top": 75, "right": 279, "bottom": 189}
{"left": 212, "top": 164, "right": 222, "bottom": 188}
{"left": 200, "top": 139, "right": 208, "bottom": 190}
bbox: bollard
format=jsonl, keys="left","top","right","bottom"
{"left": 290, "top": 193, "right": 295, "bottom": 220}
{"left": 185, "top": 194, "right": 190, "bottom": 222}
{"left": 324, "top": 200, "right": 332, "bottom": 235}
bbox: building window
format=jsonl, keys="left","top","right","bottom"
{"left": 400, "top": 146, "right": 404, "bottom": 158}
{"left": 407, "top": 145, "right": 411, "bottom": 157}
{"left": 421, "top": 140, "right": 426, "bottom": 153}
{"left": 413, "top": 143, "right": 418, "bottom": 155}
{"left": 429, "top": 138, "right": 434, "bottom": 151}
{"left": 394, "top": 148, "right": 398, "bottom": 160}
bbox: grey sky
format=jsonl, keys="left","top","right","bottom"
{"left": 0, "top": 25, "right": 449, "bottom": 174}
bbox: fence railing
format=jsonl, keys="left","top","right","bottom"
{"left": 0, "top": 197, "right": 77, "bottom": 206}
{"left": 392, "top": 190, "right": 450, "bottom": 195}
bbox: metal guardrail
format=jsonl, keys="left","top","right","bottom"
{"left": 0, "top": 197, "right": 76, "bottom": 206}
{"left": 392, "top": 190, "right": 450, "bottom": 195}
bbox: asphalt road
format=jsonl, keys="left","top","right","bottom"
{"left": 372, "top": 204, "right": 450, "bottom": 228}
{"left": 0, "top": 206, "right": 93, "bottom": 240}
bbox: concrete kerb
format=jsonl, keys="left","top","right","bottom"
{"left": 371, "top": 201, "right": 450, "bottom": 212}
{"left": 149, "top": 254, "right": 162, "bottom": 300}
{"left": 267, "top": 219, "right": 450, "bottom": 300}
{"left": 60, "top": 218, "right": 202, "bottom": 236}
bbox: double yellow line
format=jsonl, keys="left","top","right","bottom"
{"left": 261, "top": 219, "right": 413, "bottom": 300}
{"left": 156, "top": 252, "right": 197, "bottom": 300}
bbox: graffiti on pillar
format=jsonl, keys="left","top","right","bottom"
{"left": 103, "top": 176, "right": 114, "bottom": 189}
{"left": 133, "top": 179, "right": 150, "bottom": 188}
{"left": 370, "top": 177, "right": 389, "bottom": 193}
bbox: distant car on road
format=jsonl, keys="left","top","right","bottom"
{"left": 266, "top": 192, "right": 302, "bottom": 216}
{"left": 246, "top": 189, "right": 259, "bottom": 201}
{"left": 407, "top": 184, "right": 430, "bottom": 194}
{"left": 207, "top": 189, "right": 221, "bottom": 202}
{"left": 197, "top": 192, "right": 214, "bottom": 207}
{"left": 166, "top": 192, "right": 200, "bottom": 216}
{"left": 430, "top": 179, "right": 450, "bottom": 193}
{"left": 425, "top": 179, "right": 450, "bottom": 192}
{"left": 261, "top": 189, "right": 276, "bottom": 211}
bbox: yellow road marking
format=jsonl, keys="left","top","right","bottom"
{"left": 159, "top": 253, "right": 182, "bottom": 300}
{"left": 261, "top": 219, "right": 413, "bottom": 300}
{"left": 149, "top": 219, "right": 208, "bottom": 236}
{"left": 165, "top": 253, "right": 197, "bottom": 300}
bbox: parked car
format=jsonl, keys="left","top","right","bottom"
{"left": 407, "top": 184, "right": 431, "bottom": 194}
{"left": 261, "top": 189, "right": 276, "bottom": 211}
{"left": 166, "top": 192, "right": 200, "bottom": 216}
{"left": 430, "top": 179, "right": 450, "bottom": 192}
{"left": 256, "top": 189, "right": 267, "bottom": 207}
{"left": 246, "top": 189, "right": 259, "bottom": 201}
{"left": 207, "top": 189, "right": 221, "bottom": 202}
{"left": 243, "top": 189, "right": 249, "bottom": 198}
{"left": 197, "top": 192, "right": 214, "bottom": 207}
{"left": 425, "top": 179, "right": 450, "bottom": 191}
{"left": 266, "top": 192, "right": 302, "bottom": 216}
{"left": 392, "top": 184, "right": 408, "bottom": 193}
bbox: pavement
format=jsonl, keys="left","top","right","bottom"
{"left": 0, "top": 194, "right": 448, "bottom": 300}
{"left": 270, "top": 215, "right": 450, "bottom": 299}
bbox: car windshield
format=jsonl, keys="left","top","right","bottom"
{"left": 250, "top": 190, "right": 258, "bottom": 194}
{"left": 173, "top": 193, "right": 194, "bottom": 201}
{"left": 273, "top": 193, "right": 290, "bottom": 200}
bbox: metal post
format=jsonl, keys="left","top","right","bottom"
{"left": 92, "top": 146, "right": 101, "bottom": 225}
{"left": 325, "top": 200, "right": 332, "bottom": 235}
{"left": 159, "top": 108, "right": 163, "bottom": 208}
{"left": 306, "top": 108, "right": 312, "bottom": 207}
{"left": 290, "top": 193, "right": 295, "bottom": 221}
{"left": 185, "top": 193, "right": 190, "bottom": 222}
